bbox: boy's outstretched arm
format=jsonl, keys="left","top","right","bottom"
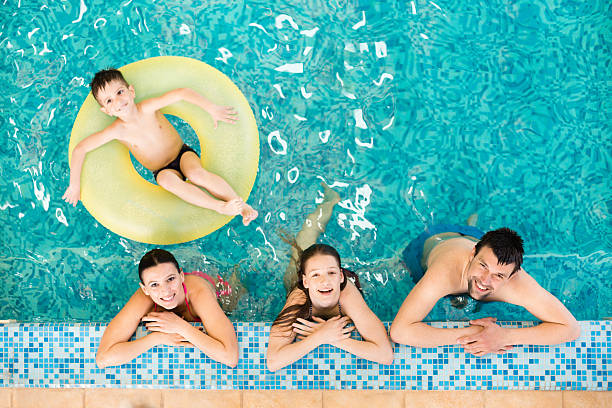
{"left": 141, "top": 88, "right": 237, "bottom": 128}
{"left": 62, "top": 126, "right": 121, "bottom": 206}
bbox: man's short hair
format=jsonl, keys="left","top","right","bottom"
{"left": 475, "top": 227, "right": 524, "bottom": 274}
{"left": 90, "top": 68, "right": 129, "bottom": 103}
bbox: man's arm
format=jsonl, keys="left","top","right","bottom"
{"left": 389, "top": 268, "right": 482, "bottom": 347}
{"left": 458, "top": 270, "right": 580, "bottom": 355}
{"left": 140, "top": 88, "right": 237, "bottom": 128}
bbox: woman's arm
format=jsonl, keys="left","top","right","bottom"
{"left": 96, "top": 288, "right": 160, "bottom": 368}
{"left": 144, "top": 279, "right": 239, "bottom": 367}
{"left": 335, "top": 282, "right": 394, "bottom": 365}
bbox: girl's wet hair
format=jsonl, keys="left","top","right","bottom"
{"left": 273, "top": 243, "right": 363, "bottom": 330}
{"left": 138, "top": 248, "right": 180, "bottom": 283}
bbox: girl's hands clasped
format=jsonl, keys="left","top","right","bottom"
{"left": 292, "top": 316, "right": 355, "bottom": 346}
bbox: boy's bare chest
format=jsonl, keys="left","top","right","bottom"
{"left": 119, "top": 111, "right": 183, "bottom": 169}
{"left": 125, "top": 112, "right": 177, "bottom": 139}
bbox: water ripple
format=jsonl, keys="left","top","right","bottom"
{"left": 0, "top": 0, "right": 609, "bottom": 322}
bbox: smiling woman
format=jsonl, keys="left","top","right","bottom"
{"left": 95, "top": 249, "right": 240, "bottom": 368}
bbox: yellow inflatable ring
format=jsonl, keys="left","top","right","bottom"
{"left": 68, "top": 56, "right": 259, "bottom": 245}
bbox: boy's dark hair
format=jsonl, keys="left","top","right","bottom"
{"left": 474, "top": 227, "right": 524, "bottom": 275}
{"left": 90, "top": 68, "right": 129, "bottom": 103}
{"left": 138, "top": 248, "right": 180, "bottom": 283}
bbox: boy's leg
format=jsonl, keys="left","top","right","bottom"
{"left": 156, "top": 169, "right": 242, "bottom": 215}
{"left": 180, "top": 152, "right": 258, "bottom": 225}
{"left": 283, "top": 183, "right": 341, "bottom": 293}
{"left": 179, "top": 152, "right": 239, "bottom": 201}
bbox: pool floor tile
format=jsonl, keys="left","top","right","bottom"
{"left": 243, "top": 390, "right": 322, "bottom": 408}
{"left": 323, "top": 390, "right": 404, "bottom": 408}
{"left": 14, "top": 388, "right": 84, "bottom": 408}
{"left": 484, "top": 390, "right": 563, "bottom": 408}
{"left": 84, "top": 388, "right": 162, "bottom": 408}
{"left": 405, "top": 390, "right": 485, "bottom": 408}
{"left": 162, "top": 389, "right": 241, "bottom": 408}
{"left": 562, "top": 391, "right": 612, "bottom": 408}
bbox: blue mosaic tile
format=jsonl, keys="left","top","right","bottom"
{"left": 0, "top": 321, "right": 609, "bottom": 390}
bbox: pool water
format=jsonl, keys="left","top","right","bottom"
{"left": 0, "top": 0, "right": 610, "bottom": 322}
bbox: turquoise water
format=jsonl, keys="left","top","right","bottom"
{"left": 0, "top": 0, "right": 610, "bottom": 322}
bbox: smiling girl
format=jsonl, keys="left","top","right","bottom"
{"left": 96, "top": 249, "right": 239, "bottom": 368}
{"left": 266, "top": 244, "right": 393, "bottom": 372}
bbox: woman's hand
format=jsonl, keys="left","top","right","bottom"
{"left": 149, "top": 331, "right": 193, "bottom": 347}
{"left": 292, "top": 316, "right": 354, "bottom": 346}
{"left": 142, "top": 312, "right": 192, "bottom": 337}
{"left": 208, "top": 105, "right": 238, "bottom": 128}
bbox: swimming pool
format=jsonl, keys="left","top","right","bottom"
{"left": 0, "top": 0, "right": 610, "bottom": 326}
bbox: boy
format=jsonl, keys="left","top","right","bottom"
{"left": 63, "top": 69, "right": 258, "bottom": 225}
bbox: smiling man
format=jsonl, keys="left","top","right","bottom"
{"left": 390, "top": 227, "right": 580, "bottom": 356}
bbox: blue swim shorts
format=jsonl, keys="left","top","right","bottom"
{"left": 401, "top": 224, "right": 484, "bottom": 283}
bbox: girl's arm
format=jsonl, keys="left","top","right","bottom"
{"left": 266, "top": 291, "right": 321, "bottom": 372}
{"left": 266, "top": 290, "right": 353, "bottom": 372}
{"left": 333, "top": 281, "right": 394, "bottom": 365}
{"left": 96, "top": 288, "right": 164, "bottom": 368}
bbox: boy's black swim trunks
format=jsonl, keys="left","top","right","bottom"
{"left": 152, "top": 144, "right": 199, "bottom": 181}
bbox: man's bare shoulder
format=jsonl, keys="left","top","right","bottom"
{"left": 429, "top": 237, "right": 476, "bottom": 261}
{"left": 487, "top": 269, "right": 538, "bottom": 303}
{"left": 419, "top": 262, "right": 459, "bottom": 296}
{"left": 427, "top": 239, "right": 473, "bottom": 277}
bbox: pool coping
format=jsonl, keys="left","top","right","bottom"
{"left": 1, "top": 320, "right": 610, "bottom": 390}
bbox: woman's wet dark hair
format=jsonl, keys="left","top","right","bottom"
{"left": 474, "top": 227, "right": 524, "bottom": 275}
{"left": 273, "top": 243, "right": 362, "bottom": 330}
{"left": 138, "top": 248, "right": 180, "bottom": 283}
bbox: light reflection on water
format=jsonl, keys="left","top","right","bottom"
{"left": 0, "top": 0, "right": 610, "bottom": 322}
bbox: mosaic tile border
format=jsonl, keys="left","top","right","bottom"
{"left": 0, "top": 321, "right": 609, "bottom": 390}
